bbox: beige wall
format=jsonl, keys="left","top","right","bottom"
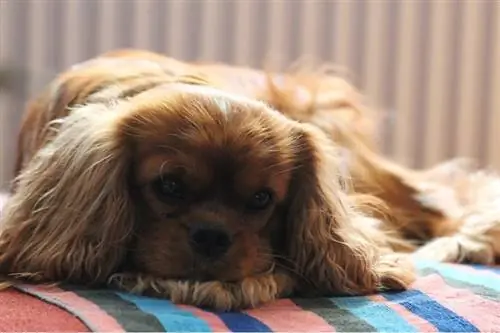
{"left": 1, "top": 0, "right": 499, "bottom": 189}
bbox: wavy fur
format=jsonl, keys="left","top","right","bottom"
{"left": 0, "top": 49, "right": 498, "bottom": 310}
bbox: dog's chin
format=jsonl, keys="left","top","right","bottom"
{"left": 181, "top": 258, "right": 275, "bottom": 284}
{"left": 183, "top": 267, "right": 240, "bottom": 283}
{"left": 189, "top": 263, "right": 275, "bottom": 284}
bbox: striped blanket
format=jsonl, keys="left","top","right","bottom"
{"left": 8, "top": 261, "right": 500, "bottom": 332}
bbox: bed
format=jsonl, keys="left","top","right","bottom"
{"left": 1, "top": 192, "right": 499, "bottom": 332}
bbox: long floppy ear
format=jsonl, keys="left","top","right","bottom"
{"left": 285, "top": 123, "right": 415, "bottom": 296}
{"left": 0, "top": 105, "right": 134, "bottom": 285}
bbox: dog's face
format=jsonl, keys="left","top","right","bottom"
{"left": 122, "top": 84, "right": 296, "bottom": 282}
{"left": 0, "top": 73, "right": 414, "bottom": 310}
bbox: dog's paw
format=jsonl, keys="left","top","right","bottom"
{"left": 107, "top": 271, "right": 294, "bottom": 311}
{"left": 413, "top": 236, "right": 495, "bottom": 265}
{"left": 376, "top": 253, "right": 416, "bottom": 291}
{"left": 183, "top": 273, "right": 293, "bottom": 311}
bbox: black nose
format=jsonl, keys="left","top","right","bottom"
{"left": 189, "top": 226, "right": 232, "bottom": 259}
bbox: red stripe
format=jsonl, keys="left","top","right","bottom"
{"left": 368, "top": 294, "right": 437, "bottom": 332}
{"left": 178, "top": 305, "right": 230, "bottom": 332}
{"left": 0, "top": 288, "right": 89, "bottom": 332}
{"left": 19, "top": 284, "right": 125, "bottom": 332}
{"left": 245, "top": 299, "right": 335, "bottom": 332}
{"left": 413, "top": 274, "right": 500, "bottom": 331}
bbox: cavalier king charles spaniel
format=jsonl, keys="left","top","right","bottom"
{"left": 0, "top": 49, "right": 498, "bottom": 310}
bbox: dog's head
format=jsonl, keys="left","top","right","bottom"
{"left": 0, "top": 65, "right": 413, "bottom": 308}
{"left": 120, "top": 84, "right": 298, "bottom": 282}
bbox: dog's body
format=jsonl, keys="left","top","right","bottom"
{"left": 15, "top": 49, "right": 450, "bottom": 246}
{"left": 1, "top": 50, "right": 499, "bottom": 310}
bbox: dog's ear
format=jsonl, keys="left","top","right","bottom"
{"left": 284, "top": 123, "right": 415, "bottom": 296}
{"left": 0, "top": 105, "right": 134, "bottom": 285}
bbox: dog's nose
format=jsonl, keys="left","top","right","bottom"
{"left": 189, "top": 226, "right": 232, "bottom": 259}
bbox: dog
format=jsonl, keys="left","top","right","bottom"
{"left": 0, "top": 49, "right": 498, "bottom": 310}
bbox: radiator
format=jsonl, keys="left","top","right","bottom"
{"left": 1, "top": 0, "right": 499, "bottom": 188}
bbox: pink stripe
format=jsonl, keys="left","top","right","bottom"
{"left": 368, "top": 295, "right": 437, "bottom": 332}
{"left": 449, "top": 263, "right": 500, "bottom": 279}
{"left": 178, "top": 305, "right": 230, "bottom": 332}
{"left": 20, "top": 285, "right": 125, "bottom": 332}
{"left": 245, "top": 299, "right": 335, "bottom": 332}
{"left": 413, "top": 274, "right": 500, "bottom": 331}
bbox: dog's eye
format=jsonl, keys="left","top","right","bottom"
{"left": 152, "top": 177, "right": 185, "bottom": 201}
{"left": 246, "top": 190, "right": 273, "bottom": 210}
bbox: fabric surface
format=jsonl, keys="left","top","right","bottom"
{"left": 1, "top": 192, "right": 499, "bottom": 332}
{"left": 6, "top": 261, "right": 499, "bottom": 332}
{"left": 0, "top": 288, "right": 89, "bottom": 332}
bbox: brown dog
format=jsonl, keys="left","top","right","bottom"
{"left": 0, "top": 50, "right": 498, "bottom": 310}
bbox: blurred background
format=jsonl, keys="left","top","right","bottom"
{"left": 0, "top": 0, "right": 499, "bottom": 190}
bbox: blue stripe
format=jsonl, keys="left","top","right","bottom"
{"left": 329, "top": 296, "right": 418, "bottom": 332}
{"left": 416, "top": 261, "right": 500, "bottom": 292}
{"left": 216, "top": 312, "right": 271, "bottom": 332}
{"left": 116, "top": 292, "right": 211, "bottom": 332}
{"left": 383, "top": 290, "right": 479, "bottom": 332}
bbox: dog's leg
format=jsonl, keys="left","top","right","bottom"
{"left": 413, "top": 168, "right": 500, "bottom": 264}
{"left": 412, "top": 211, "right": 499, "bottom": 264}
{"left": 344, "top": 146, "right": 457, "bottom": 244}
